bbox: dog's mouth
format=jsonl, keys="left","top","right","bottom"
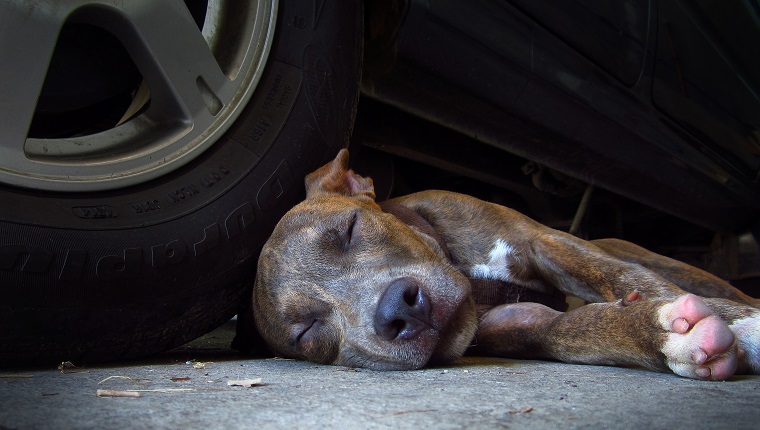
{"left": 426, "top": 282, "right": 478, "bottom": 366}
{"left": 382, "top": 274, "right": 477, "bottom": 369}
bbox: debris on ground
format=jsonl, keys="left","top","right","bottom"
{"left": 227, "top": 378, "right": 265, "bottom": 388}
{"left": 184, "top": 360, "right": 214, "bottom": 369}
{"left": 57, "top": 361, "right": 78, "bottom": 373}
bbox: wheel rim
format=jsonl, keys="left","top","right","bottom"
{"left": 0, "top": 0, "right": 278, "bottom": 192}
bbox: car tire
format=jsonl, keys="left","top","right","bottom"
{"left": 0, "top": 0, "right": 362, "bottom": 366}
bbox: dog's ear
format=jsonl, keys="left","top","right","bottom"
{"left": 304, "top": 149, "right": 378, "bottom": 205}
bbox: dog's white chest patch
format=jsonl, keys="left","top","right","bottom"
{"left": 469, "top": 239, "right": 515, "bottom": 281}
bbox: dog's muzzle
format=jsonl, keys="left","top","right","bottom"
{"left": 374, "top": 277, "right": 432, "bottom": 340}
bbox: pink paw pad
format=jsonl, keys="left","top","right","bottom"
{"left": 657, "top": 294, "right": 738, "bottom": 380}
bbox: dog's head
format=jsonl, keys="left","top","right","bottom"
{"left": 251, "top": 149, "right": 476, "bottom": 370}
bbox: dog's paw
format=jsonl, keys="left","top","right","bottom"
{"left": 657, "top": 294, "right": 738, "bottom": 380}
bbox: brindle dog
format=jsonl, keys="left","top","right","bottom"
{"left": 239, "top": 149, "right": 759, "bottom": 380}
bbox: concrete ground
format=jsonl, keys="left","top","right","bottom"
{"left": 1, "top": 320, "right": 758, "bottom": 430}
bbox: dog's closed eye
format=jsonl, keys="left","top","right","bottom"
{"left": 321, "top": 211, "right": 359, "bottom": 252}
{"left": 289, "top": 316, "right": 340, "bottom": 363}
{"left": 345, "top": 212, "right": 358, "bottom": 248}
{"left": 293, "top": 318, "right": 323, "bottom": 351}
{"left": 283, "top": 298, "right": 340, "bottom": 363}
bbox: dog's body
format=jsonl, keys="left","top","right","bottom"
{"left": 245, "top": 149, "right": 759, "bottom": 380}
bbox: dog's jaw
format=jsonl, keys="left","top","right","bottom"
{"left": 428, "top": 292, "right": 478, "bottom": 366}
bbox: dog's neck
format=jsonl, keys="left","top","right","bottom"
{"left": 379, "top": 200, "right": 452, "bottom": 260}
{"left": 378, "top": 200, "right": 567, "bottom": 312}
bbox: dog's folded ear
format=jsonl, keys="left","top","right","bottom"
{"left": 304, "top": 149, "right": 378, "bottom": 205}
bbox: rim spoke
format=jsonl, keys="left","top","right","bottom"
{"left": 0, "top": 2, "right": 74, "bottom": 168}
{"left": 114, "top": 0, "right": 231, "bottom": 120}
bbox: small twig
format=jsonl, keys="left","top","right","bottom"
{"left": 393, "top": 409, "right": 437, "bottom": 416}
{"left": 97, "top": 389, "right": 140, "bottom": 398}
{"left": 127, "top": 388, "right": 195, "bottom": 393}
{"left": 98, "top": 375, "right": 152, "bottom": 385}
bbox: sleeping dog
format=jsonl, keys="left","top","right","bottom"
{"left": 240, "top": 149, "right": 759, "bottom": 380}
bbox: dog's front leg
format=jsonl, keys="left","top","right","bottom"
{"left": 397, "top": 191, "right": 689, "bottom": 302}
{"left": 471, "top": 294, "right": 743, "bottom": 380}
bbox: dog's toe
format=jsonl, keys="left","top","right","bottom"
{"left": 658, "top": 294, "right": 738, "bottom": 380}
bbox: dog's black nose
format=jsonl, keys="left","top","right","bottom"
{"left": 374, "top": 277, "right": 431, "bottom": 340}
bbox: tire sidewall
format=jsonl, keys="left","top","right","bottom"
{"left": 0, "top": 0, "right": 362, "bottom": 365}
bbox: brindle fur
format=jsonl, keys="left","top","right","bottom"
{"left": 241, "top": 149, "right": 759, "bottom": 380}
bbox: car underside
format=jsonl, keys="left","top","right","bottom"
{"left": 356, "top": 0, "right": 760, "bottom": 296}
